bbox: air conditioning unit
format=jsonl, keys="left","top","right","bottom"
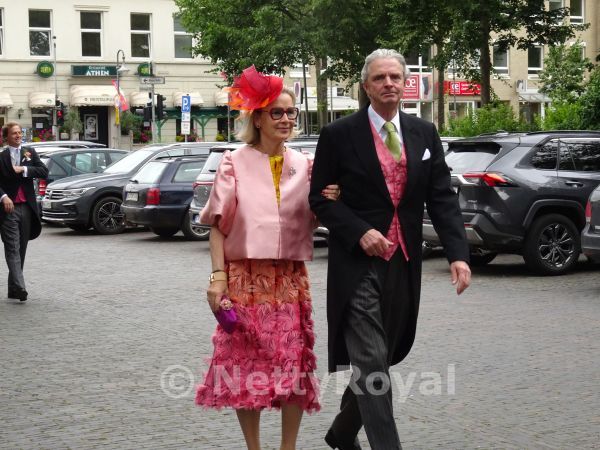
{"left": 516, "top": 79, "right": 527, "bottom": 93}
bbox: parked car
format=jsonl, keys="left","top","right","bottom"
{"left": 581, "top": 184, "right": 600, "bottom": 263}
{"left": 188, "top": 140, "right": 325, "bottom": 239}
{"left": 36, "top": 147, "right": 128, "bottom": 214}
{"left": 23, "top": 140, "right": 106, "bottom": 150}
{"left": 441, "top": 136, "right": 463, "bottom": 154}
{"left": 122, "top": 155, "right": 209, "bottom": 240}
{"left": 42, "top": 142, "right": 216, "bottom": 234}
{"left": 422, "top": 131, "right": 600, "bottom": 275}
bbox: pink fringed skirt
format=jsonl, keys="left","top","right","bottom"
{"left": 196, "top": 259, "right": 320, "bottom": 412}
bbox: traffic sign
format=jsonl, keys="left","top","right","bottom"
{"left": 181, "top": 121, "right": 191, "bottom": 135}
{"left": 140, "top": 76, "right": 165, "bottom": 85}
{"left": 181, "top": 112, "right": 191, "bottom": 122}
{"left": 181, "top": 95, "right": 191, "bottom": 113}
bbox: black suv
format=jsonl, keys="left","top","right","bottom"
{"left": 42, "top": 142, "right": 215, "bottom": 234}
{"left": 122, "top": 155, "right": 208, "bottom": 240}
{"left": 423, "top": 131, "right": 600, "bottom": 275}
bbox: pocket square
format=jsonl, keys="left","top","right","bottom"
{"left": 422, "top": 149, "right": 431, "bottom": 161}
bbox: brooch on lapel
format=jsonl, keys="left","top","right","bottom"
{"left": 289, "top": 167, "right": 296, "bottom": 177}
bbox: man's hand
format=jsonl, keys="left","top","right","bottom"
{"left": 2, "top": 196, "right": 14, "bottom": 213}
{"left": 450, "top": 260, "right": 471, "bottom": 295}
{"left": 359, "top": 229, "right": 392, "bottom": 257}
{"left": 12, "top": 165, "right": 25, "bottom": 174}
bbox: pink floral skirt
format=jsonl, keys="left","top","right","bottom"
{"left": 195, "top": 259, "right": 320, "bottom": 412}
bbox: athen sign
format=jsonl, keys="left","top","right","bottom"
{"left": 71, "top": 65, "right": 118, "bottom": 77}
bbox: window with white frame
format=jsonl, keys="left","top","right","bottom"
{"left": 289, "top": 63, "right": 310, "bottom": 79}
{"left": 493, "top": 45, "right": 509, "bottom": 76}
{"left": 131, "top": 13, "right": 151, "bottom": 58}
{"left": 174, "top": 16, "right": 192, "bottom": 58}
{"left": 81, "top": 12, "right": 102, "bottom": 57}
{"left": 528, "top": 45, "right": 543, "bottom": 76}
{"left": 549, "top": 0, "right": 564, "bottom": 11}
{"left": 569, "top": 0, "right": 583, "bottom": 23}
{"left": 29, "top": 10, "right": 51, "bottom": 56}
{"left": 0, "top": 9, "right": 4, "bottom": 56}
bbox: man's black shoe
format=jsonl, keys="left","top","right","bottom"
{"left": 8, "top": 288, "right": 28, "bottom": 301}
{"left": 325, "top": 428, "right": 362, "bottom": 450}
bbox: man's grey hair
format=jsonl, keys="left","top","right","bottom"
{"left": 360, "top": 49, "right": 411, "bottom": 83}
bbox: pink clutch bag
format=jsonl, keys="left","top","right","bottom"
{"left": 214, "top": 295, "right": 237, "bottom": 333}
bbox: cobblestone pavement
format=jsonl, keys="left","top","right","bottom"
{"left": 1, "top": 225, "right": 599, "bottom": 449}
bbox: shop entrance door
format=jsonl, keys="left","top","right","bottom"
{"left": 79, "top": 106, "right": 108, "bottom": 146}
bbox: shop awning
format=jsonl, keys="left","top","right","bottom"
{"left": 0, "top": 92, "right": 14, "bottom": 108}
{"left": 518, "top": 93, "right": 550, "bottom": 103}
{"left": 173, "top": 92, "right": 204, "bottom": 107}
{"left": 29, "top": 92, "right": 57, "bottom": 108}
{"left": 70, "top": 85, "right": 119, "bottom": 106}
{"left": 130, "top": 91, "right": 155, "bottom": 107}
{"left": 214, "top": 89, "right": 229, "bottom": 106}
{"left": 296, "top": 96, "right": 359, "bottom": 112}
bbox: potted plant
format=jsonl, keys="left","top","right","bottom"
{"left": 63, "top": 108, "right": 83, "bottom": 140}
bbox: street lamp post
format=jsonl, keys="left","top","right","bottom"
{"left": 115, "top": 49, "right": 129, "bottom": 148}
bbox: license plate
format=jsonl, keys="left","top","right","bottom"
{"left": 42, "top": 199, "right": 52, "bottom": 210}
{"left": 125, "top": 192, "right": 138, "bottom": 201}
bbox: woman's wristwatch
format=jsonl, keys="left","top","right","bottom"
{"left": 209, "top": 269, "right": 227, "bottom": 283}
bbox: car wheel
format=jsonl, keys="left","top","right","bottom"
{"left": 91, "top": 196, "right": 126, "bottom": 235}
{"left": 181, "top": 210, "right": 210, "bottom": 241}
{"left": 523, "top": 214, "right": 580, "bottom": 275}
{"left": 151, "top": 227, "right": 179, "bottom": 238}
{"left": 469, "top": 251, "right": 497, "bottom": 266}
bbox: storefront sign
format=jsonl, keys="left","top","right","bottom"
{"left": 36, "top": 61, "right": 54, "bottom": 78}
{"left": 71, "top": 65, "right": 117, "bottom": 77}
{"left": 137, "top": 63, "right": 153, "bottom": 76}
{"left": 444, "top": 81, "right": 481, "bottom": 96}
{"left": 403, "top": 75, "right": 421, "bottom": 100}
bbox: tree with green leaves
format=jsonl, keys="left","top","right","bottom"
{"left": 175, "top": 0, "right": 332, "bottom": 130}
{"left": 579, "top": 66, "right": 600, "bottom": 130}
{"left": 538, "top": 41, "right": 593, "bottom": 104}
{"left": 450, "top": 0, "right": 586, "bottom": 105}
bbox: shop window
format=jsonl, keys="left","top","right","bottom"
{"left": 174, "top": 16, "right": 192, "bottom": 59}
{"left": 527, "top": 45, "right": 543, "bottom": 76}
{"left": 81, "top": 12, "right": 102, "bottom": 57}
{"left": 29, "top": 10, "right": 51, "bottom": 56}
{"left": 131, "top": 13, "right": 151, "bottom": 58}
{"left": 569, "top": 0, "right": 583, "bottom": 23}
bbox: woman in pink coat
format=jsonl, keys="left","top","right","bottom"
{"left": 195, "top": 66, "right": 338, "bottom": 450}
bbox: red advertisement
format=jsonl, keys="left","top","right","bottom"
{"left": 444, "top": 81, "right": 481, "bottom": 96}
{"left": 403, "top": 75, "right": 420, "bottom": 100}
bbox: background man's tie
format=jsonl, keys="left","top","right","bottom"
{"left": 383, "top": 121, "right": 402, "bottom": 162}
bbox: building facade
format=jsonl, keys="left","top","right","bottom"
{"left": 0, "top": 0, "right": 235, "bottom": 147}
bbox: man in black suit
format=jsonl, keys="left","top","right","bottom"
{"left": 309, "top": 49, "right": 471, "bottom": 449}
{"left": 0, "top": 122, "right": 48, "bottom": 301}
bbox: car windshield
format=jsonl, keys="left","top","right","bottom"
{"left": 445, "top": 143, "right": 501, "bottom": 173}
{"left": 103, "top": 150, "right": 154, "bottom": 174}
{"left": 130, "top": 161, "right": 167, "bottom": 184}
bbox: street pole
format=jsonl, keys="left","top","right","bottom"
{"left": 53, "top": 35, "right": 57, "bottom": 140}
{"left": 150, "top": 61, "right": 156, "bottom": 144}
{"left": 302, "top": 61, "right": 309, "bottom": 135}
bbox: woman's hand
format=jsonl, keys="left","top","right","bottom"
{"left": 322, "top": 184, "right": 341, "bottom": 201}
{"left": 207, "top": 280, "right": 228, "bottom": 312}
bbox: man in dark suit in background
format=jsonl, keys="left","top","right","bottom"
{"left": 0, "top": 122, "right": 48, "bottom": 301}
{"left": 309, "top": 49, "right": 471, "bottom": 449}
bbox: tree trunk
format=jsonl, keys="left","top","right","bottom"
{"left": 437, "top": 67, "right": 446, "bottom": 131}
{"left": 315, "top": 57, "right": 329, "bottom": 130}
{"left": 479, "top": 14, "right": 492, "bottom": 106}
